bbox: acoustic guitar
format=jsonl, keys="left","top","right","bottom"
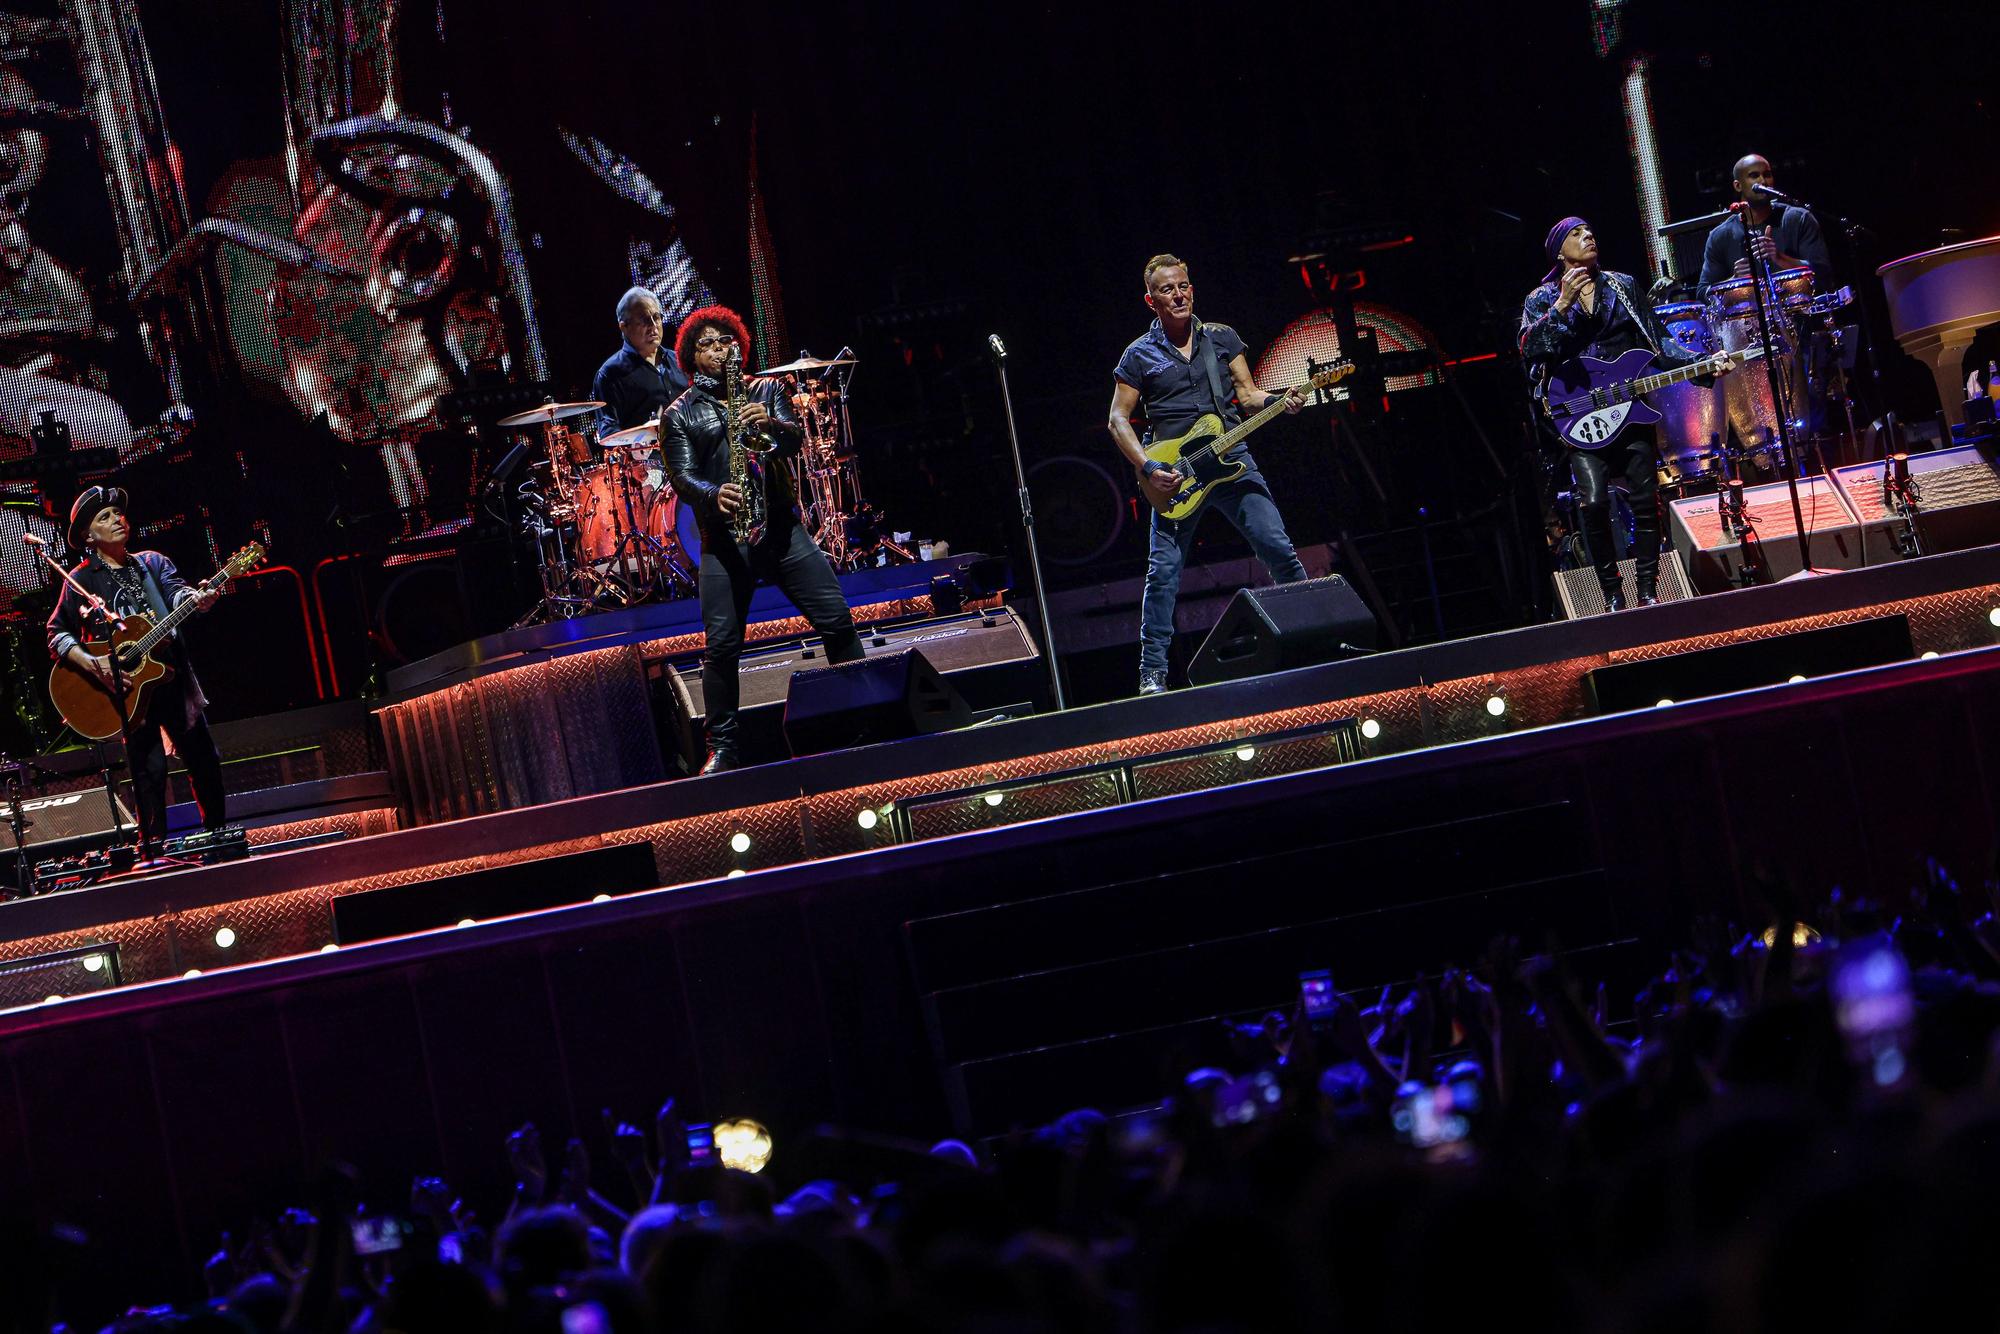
{"left": 48, "top": 542, "right": 265, "bottom": 741}
{"left": 1141, "top": 359, "right": 1355, "bottom": 522}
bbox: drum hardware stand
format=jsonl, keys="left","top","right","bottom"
{"left": 511, "top": 478, "right": 596, "bottom": 626}
{"left": 988, "top": 334, "right": 1066, "bottom": 711}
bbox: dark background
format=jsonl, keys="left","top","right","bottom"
{"left": 7, "top": 0, "right": 1997, "bottom": 728}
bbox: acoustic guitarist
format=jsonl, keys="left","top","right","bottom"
{"left": 1520, "top": 218, "right": 1726, "bottom": 611}
{"left": 46, "top": 485, "right": 227, "bottom": 855}
{"left": 1108, "top": 253, "right": 1306, "bottom": 696}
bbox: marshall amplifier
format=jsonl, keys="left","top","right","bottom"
{"left": 1829, "top": 445, "right": 2000, "bottom": 566}
{"left": 651, "top": 607, "right": 1042, "bottom": 768}
{"left": 0, "top": 784, "right": 137, "bottom": 872}
{"left": 1668, "top": 474, "right": 1866, "bottom": 593}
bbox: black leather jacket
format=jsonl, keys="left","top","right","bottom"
{"left": 661, "top": 375, "right": 805, "bottom": 541}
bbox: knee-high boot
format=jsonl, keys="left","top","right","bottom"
{"left": 1575, "top": 502, "right": 1625, "bottom": 609}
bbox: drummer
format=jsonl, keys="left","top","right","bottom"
{"left": 1698, "top": 154, "right": 1832, "bottom": 295}
{"left": 591, "top": 286, "right": 690, "bottom": 439}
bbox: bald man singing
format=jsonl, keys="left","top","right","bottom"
{"left": 1698, "top": 154, "right": 1832, "bottom": 294}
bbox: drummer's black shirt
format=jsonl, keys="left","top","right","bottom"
{"left": 590, "top": 341, "right": 690, "bottom": 438}
{"left": 1698, "top": 203, "right": 1833, "bottom": 293}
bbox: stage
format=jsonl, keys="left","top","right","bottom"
{"left": 2, "top": 542, "right": 1999, "bottom": 1304}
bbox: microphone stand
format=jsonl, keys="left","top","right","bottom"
{"left": 987, "top": 335, "right": 1066, "bottom": 712}
{"left": 30, "top": 542, "right": 145, "bottom": 863}
{"left": 1739, "top": 195, "right": 1816, "bottom": 577}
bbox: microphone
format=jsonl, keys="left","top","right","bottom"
{"left": 1748, "top": 182, "right": 1798, "bottom": 205}
{"left": 21, "top": 533, "right": 45, "bottom": 548}
{"left": 988, "top": 334, "right": 1007, "bottom": 366}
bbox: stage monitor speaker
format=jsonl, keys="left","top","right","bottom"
{"left": 1186, "top": 576, "right": 1378, "bottom": 686}
{"left": 1552, "top": 551, "right": 1695, "bottom": 619}
{"left": 1584, "top": 613, "right": 1913, "bottom": 715}
{"left": 1668, "top": 474, "right": 1865, "bottom": 593}
{"left": 332, "top": 842, "right": 658, "bottom": 945}
{"left": 0, "top": 785, "right": 136, "bottom": 872}
{"left": 662, "top": 611, "right": 1036, "bottom": 767}
{"left": 783, "top": 649, "right": 972, "bottom": 757}
{"left": 1828, "top": 444, "right": 2000, "bottom": 565}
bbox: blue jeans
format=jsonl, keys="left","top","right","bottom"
{"left": 1139, "top": 460, "right": 1306, "bottom": 679}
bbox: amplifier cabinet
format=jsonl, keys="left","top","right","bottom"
{"left": 1829, "top": 445, "right": 2000, "bottom": 566}
{"left": 1668, "top": 474, "right": 1865, "bottom": 592}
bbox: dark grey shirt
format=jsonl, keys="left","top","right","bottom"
{"left": 1113, "top": 318, "right": 1247, "bottom": 439}
{"left": 1698, "top": 204, "right": 1832, "bottom": 293}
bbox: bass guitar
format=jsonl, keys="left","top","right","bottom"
{"left": 1142, "top": 359, "right": 1356, "bottom": 521}
{"left": 49, "top": 542, "right": 265, "bottom": 741}
{"left": 1544, "top": 345, "right": 1761, "bottom": 450}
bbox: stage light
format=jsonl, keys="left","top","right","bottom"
{"left": 592, "top": 893, "right": 611, "bottom": 903}
{"left": 320, "top": 943, "right": 338, "bottom": 953}
{"left": 1759, "top": 922, "right": 1822, "bottom": 948}
{"left": 1360, "top": 718, "right": 1381, "bottom": 739}
{"left": 81, "top": 955, "right": 103, "bottom": 973}
{"left": 1656, "top": 699, "right": 1675, "bottom": 708}
{"left": 214, "top": 927, "right": 237, "bottom": 949}
{"left": 1485, "top": 695, "right": 1507, "bottom": 717}
{"left": 1234, "top": 744, "right": 1256, "bottom": 762}
{"left": 727, "top": 868, "right": 746, "bottom": 879}
{"left": 44, "top": 994, "right": 61, "bottom": 1004}
{"left": 983, "top": 791, "right": 1004, "bottom": 807}
{"left": 713, "top": 1117, "right": 773, "bottom": 1173}
{"left": 857, "top": 808, "right": 879, "bottom": 830}
{"left": 183, "top": 969, "right": 202, "bottom": 978}
{"left": 729, "top": 831, "right": 752, "bottom": 853}
{"left": 1988, "top": 607, "right": 2000, "bottom": 628}
{"left": 1787, "top": 674, "right": 1806, "bottom": 684}
{"left": 456, "top": 918, "right": 476, "bottom": 928}
{"left": 1921, "top": 650, "right": 1940, "bottom": 660}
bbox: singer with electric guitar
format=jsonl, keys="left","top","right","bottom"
{"left": 1521, "top": 218, "right": 1738, "bottom": 612}
{"left": 44, "top": 485, "right": 241, "bottom": 855}
{"left": 1109, "top": 253, "right": 1315, "bottom": 696}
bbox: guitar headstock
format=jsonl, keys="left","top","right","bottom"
{"left": 1306, "top": 359, "right": 1358, "bottom": 393}
{"left": 225, "top": 542, "right": 268, "bottom": 578}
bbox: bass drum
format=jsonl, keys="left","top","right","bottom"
{"left": 1651, "top": 299, "right": 1724, "bottom": 488}
{"left": 576, "top": 455, "right": 675, "bottom": 562}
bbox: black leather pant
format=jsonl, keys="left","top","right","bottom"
{"left": 1569, "top": 428, "right": 1661, "bottom": 596}
{"left": 128, "top": 673, "right": 226, "bottom": 850}
{"left": 699, "top": 520, "right": 864, "bottom": 752}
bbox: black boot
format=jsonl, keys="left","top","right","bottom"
{"left": 1577, "top": 503, "right": 1625, "bottom": 612}
{"left": 1632, "top": 493, "right": 1662, "bottom": 606}
{"left": 698, "top": 748, "right": 739, "bottom": 776}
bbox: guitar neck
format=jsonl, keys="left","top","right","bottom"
{"left": 128, "top": 582, "right": 206, "bottom": 657}
{"left": 1216, "top": 373, "right": 1323, "bottom": 451}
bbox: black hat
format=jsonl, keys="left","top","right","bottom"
{"left": 67, "top": 485, "right": 130, "bottom": 553}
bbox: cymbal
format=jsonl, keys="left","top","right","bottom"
{"left": 599, "top": 421, "right": 660, "bottom": 450}
{"left": 760, "top": 354, "right": 857, "bottom": 375}
{"left": 496, "top": 400, "right": 605, "bottom": 427}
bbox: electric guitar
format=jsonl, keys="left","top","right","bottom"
{"left": 1142, "top": 359, "right": 1356, "bottom": 521}
{"left": 1543, "top": 345, "right": 1763, "bottom": 450}
{"left": 48, "top": 543, "right": 265, "bottom": 741}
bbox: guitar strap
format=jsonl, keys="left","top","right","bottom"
{"left": 1599, "top": 272, "right": 1662, "bottom": 358}
{"left": 1194, "top": 321, "right": 1235, "bottom": 422}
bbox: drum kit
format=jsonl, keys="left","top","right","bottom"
{"left": 505, "top": 350, "right": 903, "bottom": 626}
{"left": 1649, "top": 263, "right": 1858, "bottom": 494}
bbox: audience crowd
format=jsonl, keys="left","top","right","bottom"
{"left": 25, "top": 859, "right": 2000, "bottom": 1333}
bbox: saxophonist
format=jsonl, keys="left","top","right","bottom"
{"left": 661, "top": 305, "right": 865, "bottom": 774}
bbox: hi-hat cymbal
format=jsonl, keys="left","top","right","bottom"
{"left": 496, "top": 400, "right": 605, "bottom": 427}
{"left": 760, "top": 354, "right": 858, "bottom": 375}
{"left": 599, "top": 421, "right": 660, "bottom": 450}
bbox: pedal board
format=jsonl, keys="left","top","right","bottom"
{"left": 163, "top": 826, "right": 251, "bottom": 865}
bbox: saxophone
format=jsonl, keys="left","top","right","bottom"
{"left": 724, "top": 345, "right": 768, "bottom": 546}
